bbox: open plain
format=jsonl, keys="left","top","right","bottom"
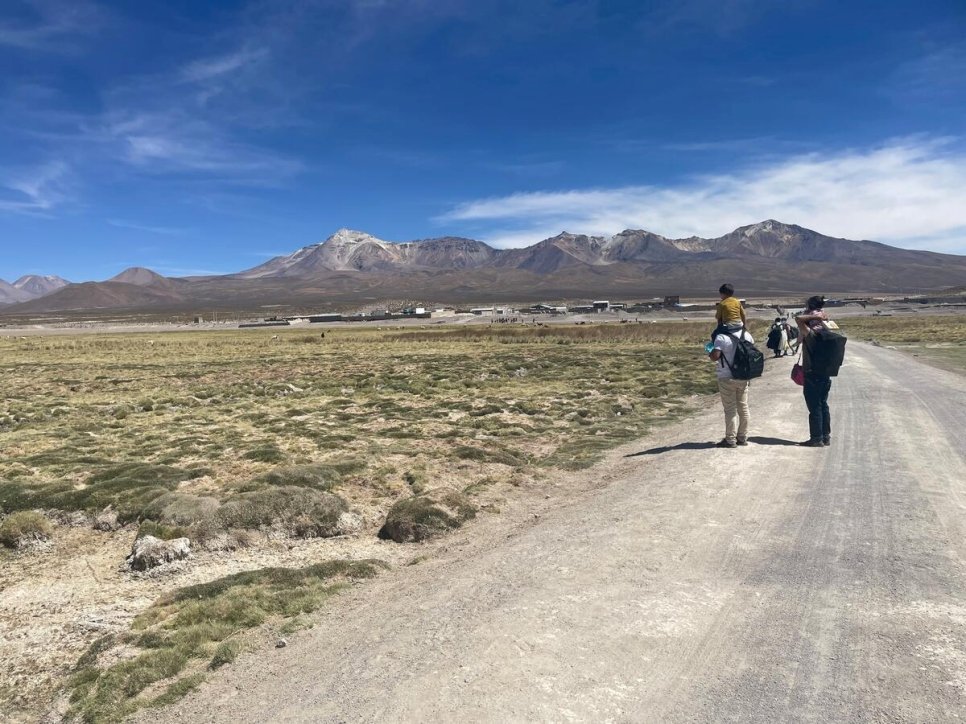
{"left": 135, "top": 330, "right": 966, "bottom": 724}
{"left": 1, "top": 313, "right": 964, "bottom": 722}
{"left": 1, "top": 320, "right": 711, "bottom": 721}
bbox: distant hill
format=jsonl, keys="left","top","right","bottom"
{"left": 4, "top": 221, "right": 966, "bottom": 314}
{"left": 108, "top": 267, "right": 173, "bottom": 287}
{"left": 0, "top": 279, "right": 30, "bottom": 305}
{"left": 13, "top": 274, "right": 70, "bottom": 297}
{"left": 9, "top": 280, "right": 186, "bottom": 313}
{"left": 0, "top": 274, "right": 69, "bottom": 305}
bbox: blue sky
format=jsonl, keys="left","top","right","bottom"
{"left": 1, "top": 0, "right": 965, "bottom": 281}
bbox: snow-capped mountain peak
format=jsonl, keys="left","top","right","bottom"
{"left": 326, "top": 228, "right": 385, "bottom": 246}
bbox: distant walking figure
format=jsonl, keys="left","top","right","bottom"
{"left": 766, "top": 318, "right": 783, "bottom": 358}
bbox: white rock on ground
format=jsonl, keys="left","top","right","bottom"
{"left": 126, "top": 535, "right": 191, "bottom": 571}
{"left": 336, "top": 512, "right": 363, "bottom": 535}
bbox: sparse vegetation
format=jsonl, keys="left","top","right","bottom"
{"left": 2, "top": 314, "right": 963, "bottom": 719}
{"left": 0, "top": 324, "right": 715, "bottom": 530}
{"left": 1, "top": 322, "right": 720, "bottom": 719}
{"left": 0, "top": 510, "right": 53, "bottom": 548}
{"left": 216, "top": 486, "right": 348, "bottom": 538}
{"left": 68, "top": 559, "right": 385, "bottom": 723}
{"left": 839, "top": 314, "right": 966, "bottom": 373}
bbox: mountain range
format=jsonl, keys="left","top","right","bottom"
{"left": 3, "top": 221, "right": 966, "bottom": 315}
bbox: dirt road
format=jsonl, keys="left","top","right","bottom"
{"left": 140, "top": 342, "right": 966, "bottom": 723}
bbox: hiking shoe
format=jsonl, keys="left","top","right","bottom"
{"left": 716, "top": 439, "right": 737, "bottom": 448}
{"left": 736, "top": 437, "right": 748, "bottom": 446}
{"left": 799, "top": 439, "right": 824, "bottom": 447}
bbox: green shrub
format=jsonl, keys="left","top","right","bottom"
{"left": 378, "top": 489, "right": 476, "bottom": 543}
{"left": 243, "top": 443, "right": 285, "bottom": 463}
{"left": 141, "top": 493, "right": 220, "bottom": 526}
{"left": 0, "top": 511, "right": 53, "bottom": 548}
{"left": 239, "top": 462, "right": 363, "bottom": 493}
{"left": 209, "top": 638, "right": 248, "bottom": 670}
{"left": 217, "top": 486, "right": 347, "bottom": 537}
{"left": 148, "top": 673, "right": 205, "bottom": 709}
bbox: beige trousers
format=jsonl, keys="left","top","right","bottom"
{"left": 717, "top": 377, "right": 750, "bottom": 442}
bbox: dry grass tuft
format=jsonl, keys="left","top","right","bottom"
{"left": 0, "top": 510, "right": 53, "bottom": 548}
{"left": 378, "top": 488, "right": 477, "bottom": 542}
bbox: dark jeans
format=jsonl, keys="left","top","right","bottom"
{"left": 803, "top": 373, "right": 832, "bottom": 441}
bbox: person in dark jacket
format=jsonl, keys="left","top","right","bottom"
{"left": 795, "top": 295, "right": 832, "bottom": 447}
{"left": 766, "top": 318, "right": 783, "bottom": 358}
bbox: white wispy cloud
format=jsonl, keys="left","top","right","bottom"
{"left": 102, "top": 110, "right": 302, "bottom": 182}
{"left": 888, "top": 42, "right": 966, "bottom": 102}
{"left": 107, "top": 219, "right": 189, "bottom": 235}
{"left": 0, "top": 161, "right": 72, "bottom": 213}
{"left": 646, "top": 0, "right": 795, "bottom": 36}
{"left": 440, "top": 138, "right": 966, "bottom": 254}
{"left": 179, "top": 47, "right": 269, "bottom": 84}
{"left": 0, "top": 0, "right": 102, "bottom": 51}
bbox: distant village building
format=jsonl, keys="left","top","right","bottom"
{"left": 521, "top": 303, "right": 566, "bottom": 314}
{"left": 592, "top": 300, "right": 610, "bottom": 312}
{"left": 470, "top": 307, "right": 495, "bottom": 316}
{"left": 663, "top": 295, "right": 680, "bottom": 307}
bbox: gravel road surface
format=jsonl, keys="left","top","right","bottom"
{"left": 139, "top": 342, "right": 966, "bottom": 723}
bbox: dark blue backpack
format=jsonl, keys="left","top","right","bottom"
{"left": 807, "top": 329, "right": 847, "bottom": 376}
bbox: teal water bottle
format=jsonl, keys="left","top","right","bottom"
{"left": 704, "top": 341, "right": 715, "bottom": 354}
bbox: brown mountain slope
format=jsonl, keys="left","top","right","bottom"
{"left": 109, "top": 267, "right": 174, "bottom": 287}
{"left": 8, "top": 281, "right": 186, "bottom": 312}
{"left": 0, "top": 279, "right": 30, "bottom": 305}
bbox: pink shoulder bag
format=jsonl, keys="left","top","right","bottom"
{"left": 791, "top": 351, "right": 805, "bottom": 386}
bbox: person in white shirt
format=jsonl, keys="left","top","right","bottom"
{"left": 708, "top": 329, "right": 755, "bottom": 448}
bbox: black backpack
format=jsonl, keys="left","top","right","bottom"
{"left": 806, "top": 329, "right": 847, "bottom": 376}
{"left": 721, "top": 330, "right": 765, "bottom": 380}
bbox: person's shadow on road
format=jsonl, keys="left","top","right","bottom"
{"left": 747, "top": 436, "right": 798, "bottom": 446}
{"left": 625, "top": 436, "right": 799, "bottom": 456}
{"left": 625, "top": 442, "right": 716, "bottom": 456}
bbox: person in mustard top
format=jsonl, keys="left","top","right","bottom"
{"left": 710, "top": 283, "right": 747, "bottom": 344}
